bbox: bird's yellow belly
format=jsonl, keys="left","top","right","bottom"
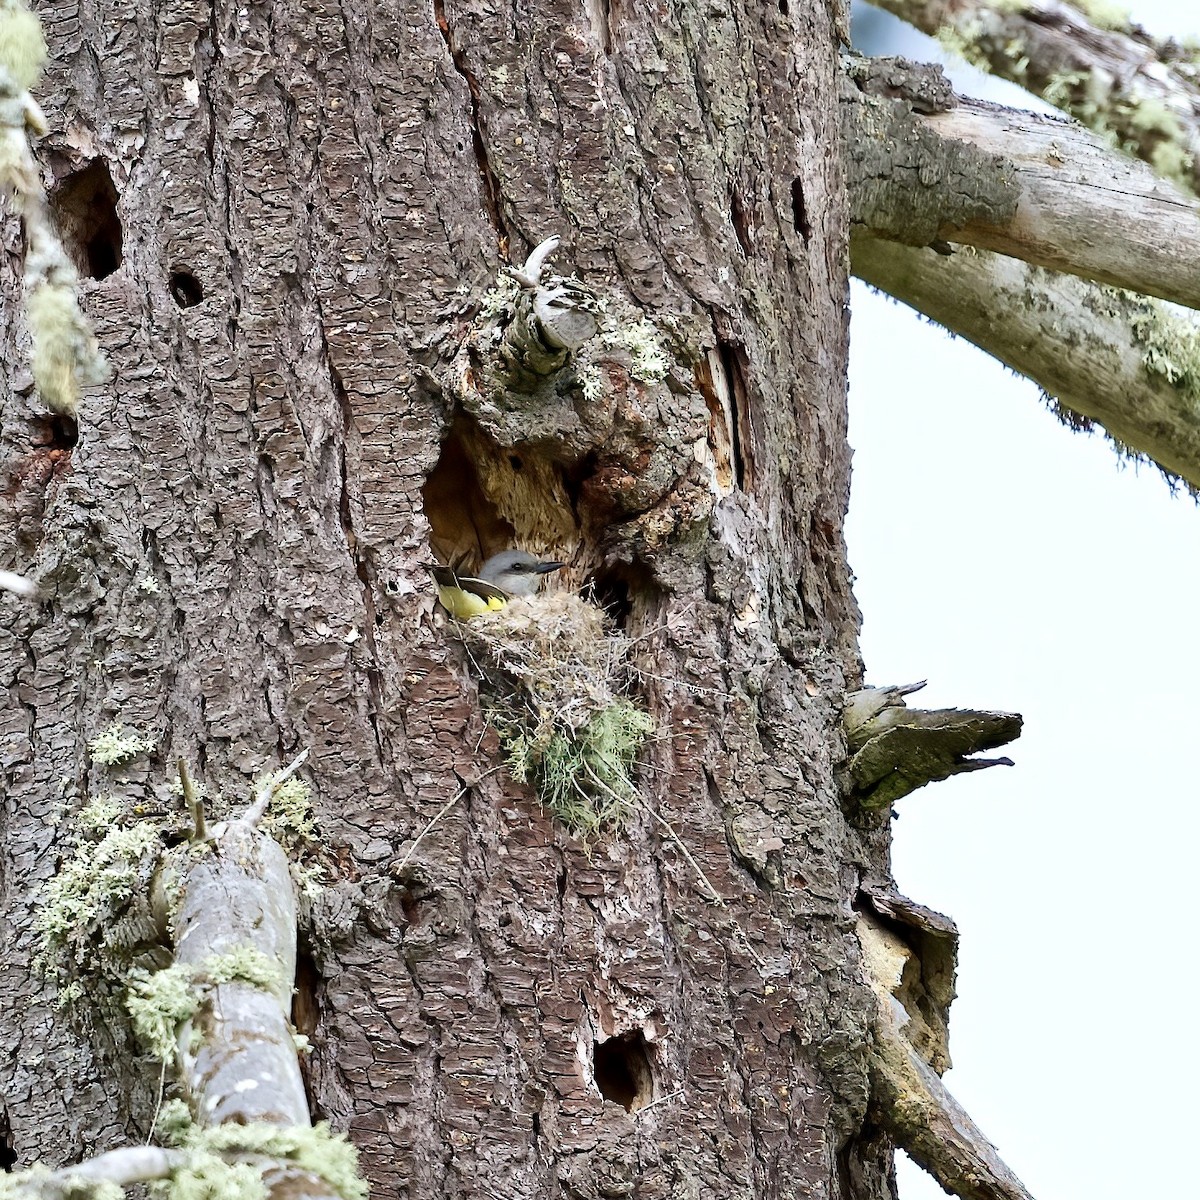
{"left": 437, "top": 584, "right": 507, "bottom": 620}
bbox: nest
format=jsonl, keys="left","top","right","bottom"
{"left": 457, "top": 592, "right": 652, "bottom": 839}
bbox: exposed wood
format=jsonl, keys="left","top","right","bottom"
{"left": 852, "top": 230, "right": 1200, "bottom": 489}
{"left": 870, "top": 0, "right": 1200, "bottom": 194}
{"left": 859, "top": 911, "right": 1036, "bottom": 1200}
{"left": 842, "top": 56, "right": 1200, "bottom": 308}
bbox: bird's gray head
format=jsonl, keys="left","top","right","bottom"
{"left": 478, "top": 550, "right": 565, "bottom": 596}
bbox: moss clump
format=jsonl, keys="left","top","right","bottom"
{"left": 506, "top": 700, "right": 653, "bottom": 838}
{"left": 459, "top": 593, "right": 652, "bottom": 839}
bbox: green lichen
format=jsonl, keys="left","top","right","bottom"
{"left": 601, "top": 316, "right": 672, "bottom": 384}
{"left": 124, "top": 946, "right": 288, "bottom": 1063}
{"left": 480, "top": 271, "right": 520, "bottom": 321}
{"left": 27, "top": 279, "right": 106, "bottom": 416}
{"left": 1130, "top": 302, "right": 1200, "bottom": 398}
{"left": 76, "top": 794, "right": 123, "bottom": 832}
{"left": 1072, "top": 0, "right": 1131, "bottom": 31}
{"left": 89, "top": 722, "right": 155, "bottom": 767}
{"left": 0, "top": 0, "right": 47, "bottom": 91}
{"left": 258, "top": 776, "right": 316, "bottom": 849}
{"left": 935, "top": 19, "right": 991, "bottom": 72}
{"left": 159, "top": 1158, "right": 265, "bottom": 1200}
{"left": 125, "top": 963, "right": 197, "bottom": 1061}
{"left": 201, "top": 946, "right": 286, "bottom": 997}
{"left": 36, "top": 821, "right": 161, "bottom": 964}
{"left": 153, "top": 1114, "right": 366, "bottom": 1200}
{"left": 576, "top": 362, "right": 604, "bottom": 402}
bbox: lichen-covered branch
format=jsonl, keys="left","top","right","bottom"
{"left": 0, "top": 0, "right": 106, "bottom": 413}
{"left": 843, "top": 55, "right": 1200, "bottom": 309}
{"left": 868, "top": 0, "right": 1200, "bottom": 194}
{"left": 852, "top": 231, "right": 1200, "bottom": 488}
{"left": 0, "top": 1145, "right": 186, "bottom": 1198}
{"left": 31, "top": 750, "right": 363, "bottom": 1200}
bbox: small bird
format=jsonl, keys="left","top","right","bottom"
{"left": 426, "top": 550, "right": 565, "bottom": 619}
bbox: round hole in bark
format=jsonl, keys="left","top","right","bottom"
{"left": 51, "top": 159, "right": 123, "bottom": 280}
{"left": 592, "top": 1030, "right": 654, "bottom": 1112}
{"left": 169, "top": 268, "right": 204, "bottom": 308}
{"left": 32, "top": 412, "right": 79, "bottom": 452}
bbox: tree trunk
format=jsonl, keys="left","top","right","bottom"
{"left": 0, "top": 2, "right": 891, "bottom": 1196}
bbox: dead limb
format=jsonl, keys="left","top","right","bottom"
{"left": 852, "top": 230, "right": 1200, "bottom": 490}
{"left": 858, "top": 905, "right": 1035, "bottom": 1200}
{"left": 843, "top": 56, "right": 1200, "bottom": 308}
{"left": 871, "top": 0, "right": 1200, "bottom": 195}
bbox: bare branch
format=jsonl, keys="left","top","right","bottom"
{"left": 3, "top": 1146, "right": 185, "bottom": 1198}
{"left": 869, "top": 0, "right": 1200, "bottom": 194}
{"left": 178, "top": 758, "right": 208, "bottom": 843}
{"left": 852, "top": 230, "right": 1200, "bottom": 489}
{"left": 859, "top": 911, "right": 1035, "bottom": 1200}
{"left": 843, "top": 56, "right": 1200, "bottom": 308}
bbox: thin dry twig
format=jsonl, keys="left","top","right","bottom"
{"left": 635, "top": 1087, "right": 684, "bottom": 1117}
{"left": 394, "top": 767, "right": 502, "bottom": 874}
{"left": 243, "top": 749, "right": 310, "bottom": 828}
{"left": 177, "top": 758, "right": 207, "bottom": 843}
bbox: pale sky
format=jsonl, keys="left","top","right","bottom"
{"left": 848, "top": 5, "right": 1200, "bottom": 1199}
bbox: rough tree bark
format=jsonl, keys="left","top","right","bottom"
{"left": 0, "top": 2, "right": 979, "bottom": 1198}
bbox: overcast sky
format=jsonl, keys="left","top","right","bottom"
{"left": 847, "top": 5, "right": 1200, "bottom": 1199}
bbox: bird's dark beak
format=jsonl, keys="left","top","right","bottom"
{"left": 537, "top": 561, "right": 566, "bottom": 574}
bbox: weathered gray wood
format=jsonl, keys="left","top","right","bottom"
{"left": 843, "top": 56, "right": 1200, "bottom": 309}
{"left": 858, "top": 912, "right": 1035, "bottom": 1200}
{"left": 871, "top": 0, "right": 1200, "bottom": 194}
